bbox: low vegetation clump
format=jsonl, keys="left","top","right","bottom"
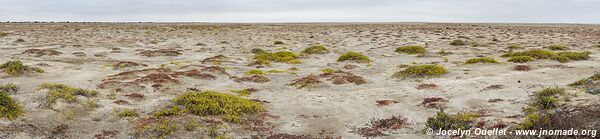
{"left": 173, "top": 91, "right": 263, "bottom": 122}
{"left": 0, "top": 83, "right": 19, "bottom": 94}
{"left": 501, "top": 49, "right": 590, "bottom": 63}
{"left": 273, "top": 41, "right": 285, "bottom": 45}
{"left": 337, "top": 52, "right": 370, "bottom": 63}
{"left": 351, "top": 115, "right": 410, "bottom": 137}
{"left": 426, "top": 111, "right": 478, "bottom": 130}
{"left": 245, "top": 69, "right": 266, "bottom": 76}
{"left": 568, "top": 72, "right": 600, "bottom": 94}
{"left": 230, "top": 88, "right": 258, "bottom": 96}
{"left": 395, "top": 45, "right": 427, "bottom": 55}
{"left": 38, "top": 83, "right": 98, "bottom": 105}
{"left": 134, "top": 119, "right": 178, "bottom": 138}
{"left": 251, "top": 49, "right": 300, "bottom": 66}
{"left": 287, "top": 75, "right": 322, "bottom": 89}
{"left": 0, "top": 60, "right": 44, "bottom": 76}
{"left": 545, "top": 45, "right": 568, "bottom": 50}
{"left": 117, "top": 109, "right": 140, "bottom": 118}
{"left": 519, "top": 87, "right": 566, "bottom": 129}
{"left": 449, "top": 40, "right": 466, "bottom": 46}
{"left": 302, "top": 45, "right": 330, "bottom": 54}
{"left": 152, "top": 106, "right": 184, "bottom": 118}
{"left": 0, "top": 91, "right": 25, "bottom": 120}
{"left": 507, "top": 44, "right": 524, "bottom": 49}
{"left": 393, "top": 64, "right": 448, "bottom": 79}
{"left": 508, "top": 56, "right": 535, "bottom": 63}
{"left": 464, "top": 57, "right": 498, "bottom": 64}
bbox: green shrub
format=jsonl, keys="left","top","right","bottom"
{"left": 0, "top": 83, "right": 19, "bottom": 94}
{"left": 302, "top": 45, "right": 330, "bottom": 54}
{"left": 320, "top": 68, "right": 336, "bottom": 74}
{"left": 464, "top": 57, "right": 498, "bottom": 64}
{"left": 0, "top": 60, "right": 44, "bottom": 76}
{"left": 337, "top": 52, "right": 370, "bottom": 63}
{"left": 502, "top": 49, "right": 590, "bottom": 63}
{"left": 184, "top": 119, "right": 199, "bottom": 131}
{"left": 0, "top": 91, "right": 24, "bottom": 120}
{"left": 426, "top": 111, "right": 478, "bottom": 130}
{"left": 173, "top": 91, "right": 263, "bottom": 122}
{"left": 449, "top": 40, "right": 466, "bottom": 46}
{"left": 250, "top": 48, "right": 268, "bottom": 54}
{"left": 518, "top": 113, "right": 549, "bottom": 129}
{"left": 508, "top": 56, "right": 535, "bottom": 63}
{"left": 152, "top": 106, "right": 184, "bottom": 117}
{"left": 568, "top": 72, "right": 600, "bottom": 87}
{"left": 38, "top": 83, "right": 98, "bottom": 104}
{"left": 117, "top": 109, "right": 139, "bottom": 118}
{"left": 395, "top": 45, "right": 427, "bottom": 54}
{"left": 393, "top": 64, "right": 448, "bottom": 78}
{"left": 546, "top": 45, "right": 568, "bottom": 50}
{"left": 252, "top": 51, "right": 300, "bottom": 65}
{"left": 135, "top": 119, "right": 178, "bottom": 138}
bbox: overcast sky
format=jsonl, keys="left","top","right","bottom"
{"left": 1, "top": 0, "right": 599, "bottom": 23}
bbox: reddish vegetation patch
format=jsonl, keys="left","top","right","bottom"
{"left": 287, "top": 75, "right": 322, "bottom": 89}
{"left": 266, "top": 134, "right": 311, "bottom": 139}
{"left": 488, "top": 98, "right": 504, "bottom": 103}
{"left": 113, "top": 100, "right": 129, "bottom": 105}
{"left": 513, "top": 65, "right": 530, "bottom": 71}
{"left": 138, "top": 49, "right": 182, "bottom": 57}
{"left": 421, "top": 97, "right": 447, "bottom": 109}
{"left": 113, "top": 61, "right": 147, "bottom": 70}
{"left": 22, "top": 49, "right": 63, "bottom": 57}
{"left": 416, "top": 83, "right": 438, "bottom": 90}
{"left": 99, "top": 66, "right": 226, "bottom": 92}
{"left": 201, "top": 55, "right": 227, "bottom": 64}
{"left": 124, "top": 93, "right": 145, "bottom": 100}
{"left": 490, "top": 122, "right": 508, "bottom": 129}
{"left": 234, "top": 75, "right": 270, "bottom": 83}
{"left": 320, "top": 71, "right": 367, "bottom": 85}
{"left": 376, "top": 100, "right": 398, "bottom": 107}
{"left": 94, "top": 129, "right": 119, "bottom": 139}
{"left": 351, "top": 115, "right": 410, "bottom": 137}
{"left": 172, "top": 69, "right": 216, "bottom": 80}
{"left": 483, "top": 84, "right": 504, "bottom": 91}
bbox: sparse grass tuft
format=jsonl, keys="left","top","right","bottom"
{"left": 117, "top": 109, "right": 139, "bottom": 118}
{"left": 393, "top": 64, "right": 448, "bottom": 79}
{"left": 0, "top": 83, "right": 19, "bottom": 94}
{"left": 426, "top": 110, "right": 478, "bottom": 130}
{"left": 320, "top": 68, "right": 336, "bottom": 74}
{"left": 302, "top": 45, "right": 330, "bottom": 54}
{"left": 395, "top": 45, "right": 427, "bottom": 55}
{"left": 0, "top": 91, "right": 25, "bottom": 120}
{"left": 508, "top": 56, "right": 535, "bottom": 63}
{"left": 464, "top": 57, "right": 498, "bottom": 64}
{"left": 173, "top": 91, "right": 263, "bottom": 122}
{"left": 0, "top": 60, "right": 44, "bottom": 76}
{"left": 38, "top": 83, "right": 98, "bottom": 105}
{"left": 449, "top": 40, "right": 466, "bottom": 46}
{"left": 337, "top": 52, "right": 370, "bottom": 63}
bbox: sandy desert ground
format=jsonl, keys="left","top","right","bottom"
{"left": 0, "top": 23, "right": 600, "bottom": 139}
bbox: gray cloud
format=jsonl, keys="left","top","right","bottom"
{"left": 0, "top": 0, "right": 599, "bottom": 23}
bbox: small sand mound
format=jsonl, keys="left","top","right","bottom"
{"left": 138, "top": 49, "right": 182, "bottom": 57}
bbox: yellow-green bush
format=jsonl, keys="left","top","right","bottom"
{"left": 0, "top": 91, "right": 24, "bottom": 120}
{"left": 252, "top": 51, "right": 300, "bottom": 65}
{"left": 302, "top": 45, "right": 330, "bottom": 54}
{"left": 173, "top": 91, "right": 263, "bottom": 122}
{"left": 38, "top": 83, "right": 98, "bottom": 104}
{"left": 393, "top": 64, "right": 448, "bottom": 78}
{"left": 152, "top": 106, "right": 184, "bottom": 118}
{"left": 117, "top": 109, "right": 139, "bottom": 118}
{"left": 0, "top": 83, "right": 19, "bottom": 94}
{"left": 337, "top": 52, "right": 370, "bottom": 63}
{"left": 245, "top": 69, "right": 266, "bottom": 76}
{"left": 395, "top": 45, "right": 427, "bottom": 54}
{"left": 464, "top": 57, "right": 498, "bottom": 64}
{"left": 0, "top": 60, "right": 44, "bottom": 76}
{"left": 426, "top": 111, "right": 478, "bottom": 130}
{"left": 502, "top": 49, "right": 590, "bottom": 63}
{"left": 508, "top": 56, "right": 535, "bottom": 63}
